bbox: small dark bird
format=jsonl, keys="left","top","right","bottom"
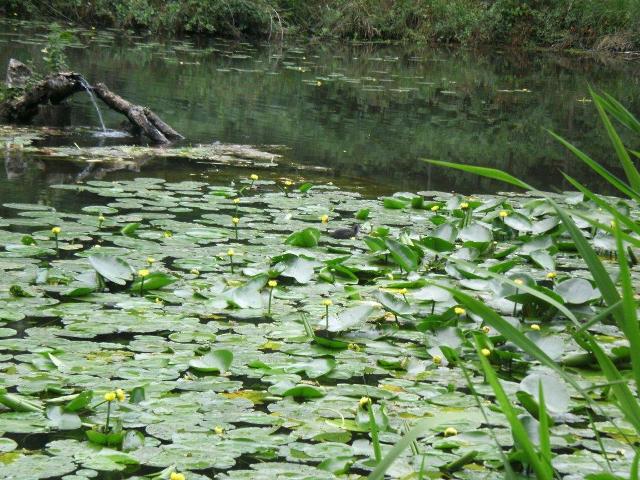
{"left": 329, "top": 223, "right": 360, "bottom": 239}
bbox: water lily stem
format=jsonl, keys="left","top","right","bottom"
{"left": 512, "top": 288, "right": 518, "bottom": 316}
{"left": 325, "top": 304, "right": 329, "bottom": 330}
{"left": 140, "top": 277, "right": 145, "bottom": 297}
{"left": 105, "top": 401, "right": 111, "bottom": 432}
{"left": 268, "top": 289, "right": 273, "bottom": 316}
{"left": 230, "top": 256, "right": 234, "bottom": 273}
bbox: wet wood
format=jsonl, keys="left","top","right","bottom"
{"left": 0, "top": 72, "right": 83, "bottom": 123}
{"left": 1, "top": 59, "right": 183, "bottom": 144}
{"left": 93, "top": 83, "right": 183, "bottom": 144}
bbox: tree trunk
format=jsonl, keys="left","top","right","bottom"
{"left": 1, "top": 59, "right": 183, "bottom": 144}
{"left": 93, "top": 83, "right": 183, "bottom": 144}
{"left": 0, "top": 72, "right": 83, "bottom": 123}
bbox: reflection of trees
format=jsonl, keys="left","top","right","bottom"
{"left": 1, "top": 28, "right": 639, "bottom": 194}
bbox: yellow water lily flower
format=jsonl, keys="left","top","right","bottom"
{"left": 430, "top": 205, "right": 440, "bottom": 212}
{"left": 250, "top": 174, "right": 259, "bottom": 181}
{"left": 227, "top": 248, "right": 235, "bottom": 257}
{"left": 233, "top": 198, "right": 241, "bottom": 204}
{"left": 268, "top": 280, "right": 278, "bottom": 288}
{"left": 51, "top": 226, "right": 61, "bottom": 235}
{"left": 138, "top": 269, "right": 150, "bottom": 277}
{"left": 459, "top": 202, "right": 469, "bottom": 209}
{"left": 104, "top": 391, "right": 116, "bottom": 402}
{"left": 444, "top": 427, "right": 458, "bottom": 437}
{"left": 499, "top": 210, "right": 509, "bottom": 218}
{"left": 481, "top": 348, "right": 491, "bottom": 357}
{"left": 546, "top": 271, "right": 557, "bottom": 279}
{"left": 432, "top": 355, "right": 442, "bottom": 365}
{"left": 320, "top": 214, "right": 329, "bottom": 224}
{"left": 482, "top": 326, "right": 491, "bottom": 334}
{"left": 454, "top": 307, "right": 466, "bottom": 316}
{"left": 146, "top": 257, "right": 155, "bottom": 265}
{"left": 514, "top": 278, "right": 524, "bottom": 286}
{"left": 115, "top": 389, "right": 126, "bottom": 402}
{"left": 359, "top": 396, "right": 371, "bottom": 407}
{"left": 322, "top": 299, "right": 333, "bottom": 306}
{"left": 190, "top": 268, "right": 200, "bottom": 275}
{"left": 232, "top": 217, "right": 240, "bottom": 225}
{"left": 170, "top": 473, "right": 186, "bottom": 480}
{"left": 214, "top": 426, "right": 224, "bottom": 435}
{"left": 531, "top": 324, "right": 541, "bottom": 331}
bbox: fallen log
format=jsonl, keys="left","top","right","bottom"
{"left": 93, "top": 83, "right": 183, "bottom": 144}
{"left": 1, "top": 59, "right": 183, "bottom": 144}
{"left": 0, "top": 70, "right": 84, "bottom": 123}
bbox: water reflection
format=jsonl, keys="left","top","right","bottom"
{"left": 1, "top": 20, "right": 639, "bottom": 204}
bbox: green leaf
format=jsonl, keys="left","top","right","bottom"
{"left": 327, "top": 304, "right": 376, "bottom": 332}
{"left": 424, "top": 159, "right": 533, "bottom": 190}
{"left": 88, "top": 255, "right": 133, "bottom": 285}
{"left": 189, "top": 350, "right": 233, "bottom": 373}
{"left": 382, "top": 197, "right": 407, "bottom": 209}
{"left": 120, "top": 222, "right": 141, "bottom": 237}
{"left": 130, "top": 272, "right": 176, "bottom": 292}
{"left": 64, "top": 390, "right": 93, "bottom": 412}
{"left": 285, "top": 227, "right": 321, "bottom": 248}
{"left": 282, "top": 385, "right": 324, "bottom": 399}
{"left": 46, "top": 405, "right": 81, "bottom": 430}
{"left": 384, "top": 238, "right": 419, "bottom": 272}
{"left": 355, "top": 208, "right": 370, "bottom": 220}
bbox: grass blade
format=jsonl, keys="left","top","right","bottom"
{"left": 423, "top": 159, "right": 533, "bottom": 191}
{"left": 367, "top": 420, "right": 433, "bottom": 480}
{"left": 546, "top": 130, "right": 640, "bottom": 201}
{"left": 538, "top": 381, "right": 552, "bottom": 466}
{"left": 591, "top": 89, "right": 640, "bottom": 193}
{"left": 601, "top": 92, "right": 640, "bottom": 134}
{"left": 475, "top": 337, "right": 553, "bottom": 480}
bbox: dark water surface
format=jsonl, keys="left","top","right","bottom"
{"left": 1, "top": 20, "right": 640, "bottom": 208}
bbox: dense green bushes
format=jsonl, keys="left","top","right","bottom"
{"left": 3, "top": 0, "right": 640, "bottom": 49}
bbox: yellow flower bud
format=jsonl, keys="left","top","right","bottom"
{"left": 431, "top": 205, "right": 440, "bottom": 212}
{"left": 348, "top": 343, "right": 361, "bottom": 352}
{"left": 115, "top": 389, "right": 126, "bottom": 402}
{"left": 214, "top": 426, "right": 224, "bottom": 435}
{"left": 268, "top": 280, "right": 278, "bottom": 288}
{"left": 190, "top": 268, "right": 200, "bottom": 275}
{"left": 531, "top": 324, "right": 541, "bottom": 331}
{"left": 232, "top": 217, "right": 240, "bottom": 225}
{"left": 454, "top": 307, "right": 466, "bottom": 316}
{"left": 444, "top": 427, "right": 458, "bottom": 437}
{"left": 322, "top": 299, "right": 333, "bottom": 306}
{"left": 51, "top": 227, "right": 61, "bottom": 235}
{"left": 284, "top": 180, "right": 293, "bottom": 186}
{"left": 482, "top": 326, "right": 491, "bottom": 334}
{"left": 432, "top": 355, "right": 442, "bottom": 365}
{"left": 163, "top": 231, "right": 172, "bottom": 238}
{"left": 481, "top": 348, "right": 491, "bottom": 357}
{"left": 359, "top": 396, "right": 371, "bottom": 408}
{"left": 398, "top": 288, "right": 408, "bottom": 295}
{"left": 320, "top": 214, "right": 329, "bottom": 224}
{"left": 459, "top": 202, "right": 469, "bottom": 210}
{"left": 170, "top": 473, "right": 186, "bottom": 480}
{"left": 104, "top": 391, "right": 116, "bottom": 402}
{"left": 227, "top": 248, "right": 235, "bottom": 257}
{"left": 98, "top": 215, "right": 106, "bottom": 222}
{"left": 146, "top": 257, "right": 155, "bottom": 265}
{"left": 546, "top": 271, "right": 557, "bottom": 279}
{"left": 499, "top": 210, "right": 509, "bottom": 218}
{"left": 233, "top": 198, "right": 241, "bottom": 204}
{"left": 138, "top": 269, "right": 150, "bottom": 277}
{"left": 250, "top": 174, "right": 259, "bottom": 181}
{"left": 514, "top": 279, "right": 524, "bottom": 286}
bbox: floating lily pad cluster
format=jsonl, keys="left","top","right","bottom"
{"left": 0, "top": 175, "right": 636, "bottom": 479}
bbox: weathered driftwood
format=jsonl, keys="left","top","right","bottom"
{"left": 94, "top": 83, "right": 183, "bottom": 144}
{"left": 0, "top": 70, "right": 84, "bottom": 123}
{"left": 1, "top": 59, "right": 183, "bottom": 144}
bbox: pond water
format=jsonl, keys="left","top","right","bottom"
{"left": 1, "top": 19, "right": 640, "bottom": 209}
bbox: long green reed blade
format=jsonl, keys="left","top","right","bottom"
{"left": 584, "top": 335, "right": 640, "bottom": 433}
{"left": 475, "top": 337, "right": 553, "bottom": 480}
{"left": 546, "top": 130, "right": 640, "bottom": 201}
{"left": 538, "top": 381, "right": 552, "bottom": 465}
{"left": 591, "top": 89, "right": 640, "bottom": 193}
{"left": 422, "top": 159, "right": 533, "bottom": 190}
{"left": 614, "top": 224, "right": 640, "bottom": 389}
{"left": 367, "top": 420, "right": 433, "bottom": 480}
{"left": 562, "top": 173, "right": 640, "bottom": 236}
{"left": 601, "top": 93, "right": 640, "bottom": 134}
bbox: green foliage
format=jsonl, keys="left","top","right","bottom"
{"left": 42, "top": 23, "right": 74, "bottom": 72}
{"left": 3, "top": 0, "right": 639, "bottom": 48}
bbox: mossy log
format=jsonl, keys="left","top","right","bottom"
{"left": 1, "top": 59, "right": 183, "bottom": 144}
